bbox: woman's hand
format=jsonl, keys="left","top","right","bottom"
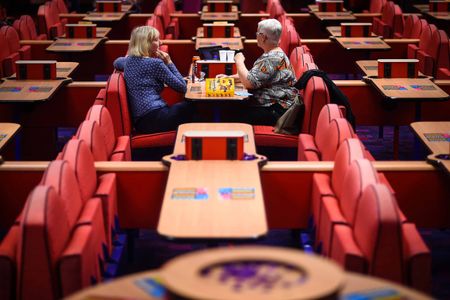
{"left": 155, "top": 50, "right": 172, "bottom": 65}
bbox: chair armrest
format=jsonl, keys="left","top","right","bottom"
{"left": 298, "top": 134, "right": 319, "bottom": 161}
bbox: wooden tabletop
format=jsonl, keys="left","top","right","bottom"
{"left": 313, "top": 11, "right": 356, "bottom": 21}
{"left": 173, "top": 123, "right": 256, "bottom": 154}
{"left": 202, "top": 4, "right": 238, "bottom": 13}
{"left": 196, "top": 37, "right": 243, "bottom": 50}
{"left": 413, "top": 4, "right": 429, "bottom": 12}
{"left": 65, "top": 251, "right": 432, "bottom": 300}
{"left": 356, "top": 60, "right": 425, "bottom": 78}
{"left": 196, "top": 27, "right": 241, "bottom": 38}
{"left": 0, "top": 78, "right": 69, "bottom": 102}
{"left": 0, "top": 123, "right": 20, "bottom": 152}
{"left": 46, "top": 38, "right": 105, "bottom": 52}
{"left": 61, "top": 27, "right": 112, "bottom": 38}
{"left": 185, "top": 81, "right": 249, "bottom": 101}
{"left": 326, "top": 26, "right": 377, "bottom": 37}
{"left": 410, "top": 121, "right": 450, "bottom": 174}
{"left": 158, "top": 123, "right": 266, "bottom": 240}
{"left": 426, "top": 11, "right": 450, "bottom": 20}
{"left": 10, "top": 62, "right": 79, "bottom": 79}
{"left": 83, "top": 12, "right": 126, "bottom": 22}
{"left": 366, "top": 78, "right": 450, "bottom": 101}
{"left": 335, "top": 37, "right": 391, "bottom": 50}
{"left": 201, "top": 12, "right": 239, "bottom": 21}
{"left": 308, "top": 4, "right": 348, "bottom": 12}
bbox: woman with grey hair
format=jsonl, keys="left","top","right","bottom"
{"left": 230, "top": 18, "right": 298, "bottom": 125}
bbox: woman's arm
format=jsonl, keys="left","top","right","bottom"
{"left": 113, "top": 57, "right": 126, "bottom": 71}
{"left": 234, "top": 53, "right": 254, "bottom": 89}
{"left": 155, "top": 60, "right": 187, "bottom": 93}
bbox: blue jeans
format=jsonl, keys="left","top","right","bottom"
{"left": 135, "top": 102, "right": 194, "bottom": 134}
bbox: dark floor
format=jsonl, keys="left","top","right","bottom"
{"left": 114, "top": 125, "right": 449, "bottom": 299}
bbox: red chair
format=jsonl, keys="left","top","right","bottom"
{"left": 102, "top": 72, "right": 178, "bottom": 150}
{"left": 0, "top": 31, "right": 10, "bottom": 77}
{"left": 85, "top": 104, "right": 132, "bottom": 161}
{"left": 17, "top": 185, "right": 101, "bottom": 299}
{"left": 416, "top": 25, "right": 440, "bottom": 76}
{"left": 61, "top": 139, "right": 118, "bottom": 257}
{"left": 0, "top": 224, "right": 20, "bottom": 300}
{"left": 318, "top": 159, "right": 381, "bottom": 256}
{"left": 373, "top": 1, "right": 402, "bottom": 38}
{"left": 331, "top": 183, "right": 431, "bottom": 291}
{"left": 407, "top": 23, "right": 436, "bottom": 60}
{"left": 1, "top": 25, "right": 31, "bottom": 60}
{"left": 290, "top": 49, "right": 315, "bottom": 79}
{"left": 394, "top": 14, "right": 419, "bottom": 38}
{"left": 0, "top": 26, "right": 31, "bottom": 77}
{"left": 52, "top": 0, "right": 69, "bottom": 26}
{"left": 13, "top": 15, "right": 47, "bottom": 40}
{"left": 254, "top": 75, "right": 330, "bottom": 149}
{"left": 154, "top": 1, "right": 179, "bottom": 39}
{"left": 437, "top": 40, "right": 449, "bottom": 79}
{"left": 298, "top": 104, "right": 354, "bottom": 161}
{"left": 409, "top": 18, "right": 427, "bottom": 39}
{"left": 145, "top": 15, "right": 171, "bottom": 52}
{"left": 37, "top": 1, "right": 64, "bottom": 39}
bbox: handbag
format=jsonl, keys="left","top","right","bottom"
{"left": 273, "top": 94, "right": 304, "bottom": 135}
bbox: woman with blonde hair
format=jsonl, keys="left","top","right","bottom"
{"left": 113, "top": 25, "right": 192, "bottom": 134}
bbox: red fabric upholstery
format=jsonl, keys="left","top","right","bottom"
{"left": 401, "top": 222, "right": 431, "bottom": 292}
{"left": 104, "top": 72, "right": 177, "bottom": 150}
{"left": 373, "top": 1, "right": 394, "bottom": 38}
{"left": 37, "top": 1, "right": 63, "bottom": 39}
{"left": 411, "top": 19, "right": 427, "bottom": 40}
{"left": 315, "top": 118, "right": 355, "bottom": 161}
{"left": 0, "top": 225, "right": 19, "bottom": 300}
{"left": 61, "top": 139, "right": 97, "bottom": 202}
{"left": 61, "top": 139, "right": 117, "bottom": 256}
{"left": 394, "top": 14, "right": 418, "bottom": 39}
{"left": 86, "top": 105, "right": 132, "bottom": 161}
{"left": 93, "top": 88, "right": 106, "bottom": 105}
{"left": 330, "top": 225, "right": 366, "bottom": 272}
{"left": 290, "top": 46, "right": 312, "bottom": 79}
{"left": 1, "top": 26, "right": 31, "bottom": 75}
{"left": 407, "top": 22, "right": 434, "bottom": 59}
{"left": 430, "top": 30, "right": 449, "bottom": 78}
{"left": 40, "top": 160, "right": 107, "bottom": 262}
{"left": 76, "top": 120, "right": 110, "bottom": 161}
{"left": 52, "top": 0, "right": 68, "bottom": 26}
{"left": 391, "top": 5, "right": 404, "bottom": 38}
{"left": 298, "top": 134, "right": 320, "bottom": 161}
{"left": 366, "top": 0, "right": 386, "bottom": 13}
{"left": 353, "top": 184, "right": 403, "bottom": 283}
{"left": 13, "top": 15, "right": 47, "bottom": 40}
{"left": 154, "top": 1, "right": 179, "bottom": 39}
{"left": 279, "top": 23, "right": 301, "bottom": 57}
{"left": 17, "top": 185, "right": 101, "bottom": 299}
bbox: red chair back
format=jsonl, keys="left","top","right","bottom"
{"left": 301, "top": 77, "right": 330, "bottom": 134}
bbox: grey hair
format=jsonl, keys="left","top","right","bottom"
{"left": 257, "top": 18, "right": 282, "bottom": 46}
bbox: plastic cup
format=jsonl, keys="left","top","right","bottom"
{"left": 226, "top": 50, "right": 235, "bottom": 62}
{"left": 219, "top": 50, "right": 227, "bottom": 62}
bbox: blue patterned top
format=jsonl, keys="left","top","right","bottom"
{"left": 113, "top": 56, "right": 187, "bottom": 122}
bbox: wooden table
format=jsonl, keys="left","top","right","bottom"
{"left": 195, "top": 37, "right": 243, "bottom": 50}
{"left": 61, "top": 27, "right": 112, "bottom": 38}
{"left": 66, "top": 247, "right": 432, "bottom": 300}
{"left": 10, "top": 62, "right": 79, "bottom": 79}
{"left": 312, "top": 11, "right": 356, "bottom": 21}
{"left": 356, "top": 60, "right": 425, "bottom": 78}
{"left": 82, "top": 12, "right": 126, "bottom": 22}
{"left": 366, "top": 78, "right": 449, "bottom": 101}
{"left": 326, "top": 26, "right": 377, "bottom": 37}
{"left": 157, "top": 123, "right": 267, "bottom": 240}
{"left": 185, "top": 81, "right": 248, "bottom": 101}
{"left": 196, "top": 27, "right": 241, "bottom": 38}
{"left": 46, "top": 38, "right": 105, "bottom": 52}
{"left": 335, "top": 37, "right": 391, "bottom": 50}
{"left": 0, "top": 123, "right": 20, "bottom": 152}
{"left": 0, "top": 78, "right": 70, "bottom": 102}
{"left": 308, "top": 4, "right": 348, "bottom": 12}
{"left": 426, "top": 11, "right": 450, "bottom": 20}
{"left": 201, "top": 12, "right": 239, "bottom": 21}
{"left": 411, "top": 121, "right": 450, "bottom": 174}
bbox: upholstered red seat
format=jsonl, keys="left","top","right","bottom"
{"left": 61, "top": 139, "right": 118, "bottom": 257}
{"left": 279, "top": 23, "right": 302, "bottom": 59}
{"left": 407, "top": 24, "right": 436, "bottom": 60}
{"left": 0, "top": 224, "right": 19, "bottom": 300}
{"left": 52, "top": 0, "right": 69, "bottom": 26}
{"left": 437, "top": 40, "right": 449, "bottom": 79}
{"left": 394, "top": 14, "right": 418, "bottom": 39}
{"left": 37, "top": 1, "right": 64, "bottom": 39}
{"left": 146, "top": 15, "right": 171, "bottom": 51}
{"left": 13, "top": 15, "right": 47, "bottom": 40}
{"left": 373, "top": 1, "right": 401, "bottom": 38}
{"left": 154, "top": 1, "right": 179, "bottom": 39}
{"left": 290, "top": 50, "right": 315, "bottom": 79}
{"left": 85, "top": 105, "right": 132, "bottom": 161}
{"left": 298, "top": 104, "right": 352, "bottom": 161}
{"left": 254, "top": 76, "right": 330, "bottom": 148}
{"left": 1, "top": 25, "right": 31, "bottom": 60}
{"left": 17, "top": 185, "right": 101, "bottom": 299}
{"left": 40, "top": 160, "right": 107, "bottom": 267}
{"left": 103, "top": 72, "right": 177, "bottom": 150}
{"left": 319, "top": 159, "right": 380, "bottom": 256}
{"left": 0, "top": 26, "right": 31, "bottom": 77}
{"left": 416, "top": 25, "right": 440, "bottom": 77}
{"left": 331, "top": 183, "right": 431, "bottom": 291}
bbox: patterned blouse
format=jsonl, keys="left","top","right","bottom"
{"left": 247, "top": 51, "right": 297, "bottom": 108}
{"left": 113, "top": 56, "right": 187, "bottom": 123}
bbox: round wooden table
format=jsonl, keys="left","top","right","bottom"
{"left": 66, "top": 246, "right": 432, "bottom": 300}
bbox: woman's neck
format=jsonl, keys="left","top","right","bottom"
{"left": 263, "top": 45, "right": 282, "bottom": 53}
